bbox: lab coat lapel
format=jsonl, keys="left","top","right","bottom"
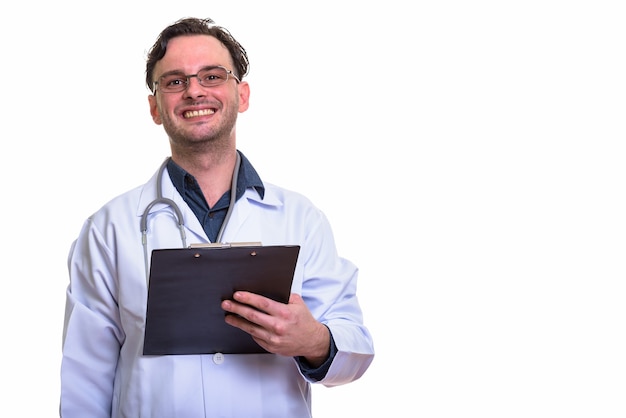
{"left": 136, "top": 162, "right": 209, "bottom": 246}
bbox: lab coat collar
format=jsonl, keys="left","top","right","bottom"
{"left": 135, "top": 160, "right": 283, "bottom": 244}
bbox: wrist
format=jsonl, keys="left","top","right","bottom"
{"left": 302, "top": 323, "right": 331, "bottom": 367}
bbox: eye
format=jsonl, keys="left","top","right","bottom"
{"left": 164, "top": 75, "right": 187, "bottom": 87}
{"left": 203, "top": 72, "right": 223, "bottom": 81}
{"left": 198, "top": 68, "right": 228, "bottom": 85}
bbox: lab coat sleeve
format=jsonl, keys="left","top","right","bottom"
{"left": 297, "top": 206, "right": 375, "bottom": 387}
{"left": 61, "top": 217, "right": 123, "bottom": 418}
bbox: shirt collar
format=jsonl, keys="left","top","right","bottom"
{"left": 166, "top": 150, "right": 265, "bottom": 201}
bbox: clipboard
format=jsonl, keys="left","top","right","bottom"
{"left": 143, "top": 244, "right": 300, "bottom": 355}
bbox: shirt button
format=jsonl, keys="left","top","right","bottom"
{"left": 213, "top": 352, "right": 225, "bottom": 365}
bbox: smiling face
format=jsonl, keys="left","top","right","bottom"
{"left": 148, "top": 35, "right": 250, "bottom": 153}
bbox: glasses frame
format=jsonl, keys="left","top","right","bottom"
{"left": 152, "top": 65, "right": 241, "bottom": 94}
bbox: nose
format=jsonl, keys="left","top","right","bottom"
{"left": 183, "top": 75, "right": 206, "bottom": 97}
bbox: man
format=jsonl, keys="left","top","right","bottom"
{"left": 60, "top": 17, "right": 374, "bottom": 417}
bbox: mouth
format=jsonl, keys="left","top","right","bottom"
{"left": 183, "top": 108, "right": 215, "bottom": 119}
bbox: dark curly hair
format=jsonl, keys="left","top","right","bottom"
{"left": 145, "top": 17, "right": 249, "bottom": 93}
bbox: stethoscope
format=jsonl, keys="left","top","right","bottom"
{"left": 140, "top": 152, "right": 241, "bottom": 280}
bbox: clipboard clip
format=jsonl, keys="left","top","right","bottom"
{"left": 188, "top": 242, "right": 262, "bottom": 249}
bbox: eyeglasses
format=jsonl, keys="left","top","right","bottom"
{"left": 153, "top": 66, "right": 241, "bottom": 93}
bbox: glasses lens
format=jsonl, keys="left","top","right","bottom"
{"left": 159, "top": 73, "right": 188, "bottom": 93}
{"left": 197, "top": 67, "right": 229, "bottom": 88}
{"left": 156, "top": 67, "right": 233, "bottom": 93}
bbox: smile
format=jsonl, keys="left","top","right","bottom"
{"left": 183, "top": 109, "right": 215, "bottom": 118}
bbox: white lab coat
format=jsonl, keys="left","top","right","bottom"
{"left": 60, "top": 162, "right": 375, "bottom": 418}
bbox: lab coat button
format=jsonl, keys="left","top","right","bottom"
{"left": 213, "top": 352, "right": 225, "bottom": 364}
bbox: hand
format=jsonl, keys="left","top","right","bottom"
{"left": 221, "top": 292, "right": 330, "bottom": 367}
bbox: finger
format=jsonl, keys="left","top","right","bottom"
{"left": 224, "top": 310, "right": 272, "bottom": 347}
{"left": 232, "top": 291, "right": 277, "bottom": 314}
{"left": 288, "top": 293, "right": 304, "bottom": 305}
{"left": 222, "top": 298, "right": 271, "bottom": 328}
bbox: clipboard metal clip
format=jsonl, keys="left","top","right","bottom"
{"left": 188, "top": 241, "right": 262, "bottom": 249}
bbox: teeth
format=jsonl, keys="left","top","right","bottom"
{"left": 184, "top": 109, "right": 215, "bottom": 118}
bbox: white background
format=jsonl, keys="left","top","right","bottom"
{"left": 1, "top": 1, "right": 625, "bottom": 417}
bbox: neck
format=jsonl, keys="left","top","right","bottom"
{"left": 171, "top": 149, "right": 238, "bottom": 208}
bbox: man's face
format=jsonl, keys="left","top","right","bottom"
{"left": 148, "top": 35, "right": 249, "bottom": 149}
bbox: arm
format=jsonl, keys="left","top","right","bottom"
{"left": 222, "top": 207, "right": 374, "bottom": 385}
{"left": 60, "top": 219, "right": 122, "bottom": 417}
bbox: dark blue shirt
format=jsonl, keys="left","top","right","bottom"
{"left": 166, "top": 150, "right": 336, "bottom": 381}
{"left": 166, "top": 151, "right": 264, "bottom": 243}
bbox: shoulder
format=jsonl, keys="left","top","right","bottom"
{"left": 257, "top": 182, "right": 323, "bottom": 216}
{"left": 86, "top": 184, "right": 146, "bottom": 231}
{"left": 263, "top": 182, "right": 313, "bottom": 204}
{"left": 254, "top": 182, "right": 333, "bottom": 237}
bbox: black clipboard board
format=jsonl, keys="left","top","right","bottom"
{"left": 143, "top": 244, "right": 300, "bottom": 355}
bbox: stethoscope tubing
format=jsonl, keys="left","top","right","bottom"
{"left": 140, "top": 152, "right": 241, "bottom": 281}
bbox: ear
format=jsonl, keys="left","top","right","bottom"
{"left": 148, "top": 94, "right": 162, "bottom": 125}
{"left": 237, "top": 81, "right": 250, "bottom": 113}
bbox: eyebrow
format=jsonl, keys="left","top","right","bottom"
{"left": 158, "top": 65, "right": 224, "bottom": 78}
